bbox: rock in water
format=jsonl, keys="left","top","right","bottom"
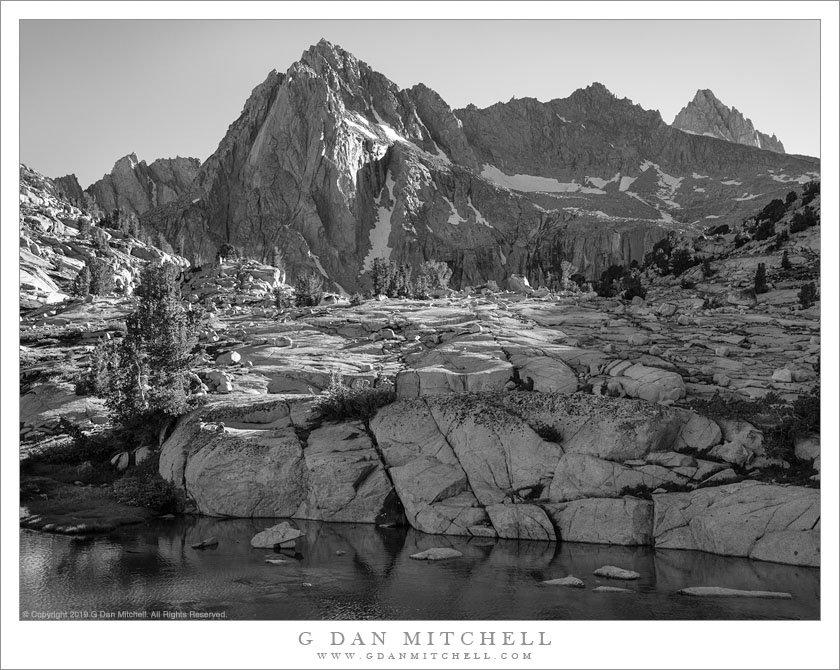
{"left": 678, "top": 587, "right": 792, "bottom": 599}
{"left": 250, "top": 522, "right": 303, "bottom": 548}
{"left": 264, "top": 558, "right": 289, "bottom": 565}
{"left": 191, "top": 537, "right": 219, "bottom": 549}
{"left": 409, "top": 548, "right": 463, "bottom": 561}
{"left": 541, "top": 576, "right": 585, "bottom": 588}
{"left": 593, "top": 565, "right": 641, "bottom": 580}
{"left": 592, "top": 586, "right": 634, "bottom": 593}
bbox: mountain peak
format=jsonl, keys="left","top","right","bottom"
{"left": 673, "top": 90, "right": 785, "bottom": 153}
{"left": 586, "top": 82, "right": 615, "bottom": 96}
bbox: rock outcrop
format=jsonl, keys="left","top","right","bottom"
{"left": 155, "top": 386, "right": 819, "bottom": 565}
{"left": 672, "top": 89, "right": 785, "bottom": 153}
{"left": 653, "top": 481, "right": 819, "bottom": 566}
{"left": 87, "top": 153, "right": 200, "bottom": 217}
{"left": 18, "top": 164, "right": 191, "bottom": 306}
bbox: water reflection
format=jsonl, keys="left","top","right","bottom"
{"left": 20, "top": 517, "right": 819, "bottom": 620}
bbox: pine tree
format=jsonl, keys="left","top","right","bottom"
{"left": 89, "top": 263, "right": 202, "bottom": 437}
{"left": 754, "top": 263, "right": 769, "bottom": 294}
{"left": 72, "top": 264, "right": 91, "bottom": 296}
{"left": 781, "top": 251, "right": 792, "bottom": 270}
{"left": 89, "top": 257, "right": 114, "bottom": 296}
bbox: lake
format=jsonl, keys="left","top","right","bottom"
{"left": 20, "top": 517, "right": 819, "bottom": 620}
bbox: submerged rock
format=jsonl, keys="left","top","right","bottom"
{"left": 250, "top": 522, "right": 303, "bottom": 549}
{"left": 593, "top": 565, "right": 641, "bottom": 580}
{"left": 677, "top": 587, "right": 792, "bottom": 599}
{"left": 410, "top": 548, "right": 463, "bottom": 561}
{"left": 542, "top": 576, "right": 585, "bottom": 588}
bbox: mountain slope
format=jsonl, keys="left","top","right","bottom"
{"left": 672, "top": 89, "right": 785, "bottom": 153}
{"left": 122, "top": 41, "right": 817, "bottom": 288}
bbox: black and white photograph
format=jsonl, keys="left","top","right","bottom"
{"left": 3, "top": 3, "right": 838, "bottom": 669}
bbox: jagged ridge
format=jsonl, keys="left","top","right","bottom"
{"left": 672, "top": 89, "right": 785, "bottom": 153}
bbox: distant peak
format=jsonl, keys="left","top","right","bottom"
{"left": 673, "top": 90, "right": 785, "bottom": 153}
{"left": 587, "top": 82, "right": 614, "bottom": 96}
{"left": 114, "top": 153, "right": 140, "bottom": 169}
{"left": 299, "top": 38, "right": 359, "bottom": 74}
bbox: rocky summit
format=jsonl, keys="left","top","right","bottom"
{"left": 673, "top": 89, "right": 786, "bottom": 154}
{"left": 78, "top": 40, "right": 815, "bottom": 291}
{"left": 19, "top": 41, "right": 820, "bottom": 573}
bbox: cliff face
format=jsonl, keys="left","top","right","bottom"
{"left": 87, "top": 154, "right": 200, "bottom": 216}
{"left": 672, "top": 89, "right": 786, "bottom": 153}
{"left": 130, "top": 42, "right": 817, "bottom": 287}
{"left": 53, "top": 174, "right": 86, "bottom": 207}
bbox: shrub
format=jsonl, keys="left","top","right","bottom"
{"left": 670, "top": 249, "right": 697, "bottom": 276}
{"left": 733, "top": 232, "right": 750, "bottom": 248}
{"left": 765, "top": 386, "right": 820, "bottom": 462}
{"left": 785, "top": 191, "right": 798, "bottom": 207}
{"left": 273, "top": 286, "right": 293, "bottom": 309}
{"left": 801, "top": 180, "right": 819, "bottom": 206}
{"left": 76, "top": 339, "right": 119, "bottom": 396}
{"left": 113, "top": 457, "right": 181, "bottom": 513}
{"left": 620, "top": 272, "right": 646, "bottom": 300}
{"left": 417, "top": 259, "right": 453, "bottom": 293}
{"left": 26, "top": 420, "right": 117, "bottom": 465}
{"left": 349, "top": 292, "right": 364, "bottom": 306}
{"left": 72, "top": 264, "right": 91, "bottom": 296}
{"left": 90, "top": 226, "right": 111, "bottom": 252}
{"left": 756, "top": 198, "right": 786, "bottom": 225}
{"left": 701, "top": 258, "right": 715, "bottom": 278}
{"left": 790, "top": 206, "right": 818, "bottom": 233}
{"left": 216, "top": 243, "right": 237, "bottom": 262}
{"left": 754, "top": 263, "right": 769, "bottom": 294}
{"left": 315, "top": 372, "right": 397, "bottom": 423}
{"left": 77, "top": 217, "right": 92, "bottom": 237}
{"left": 680, "top": 277, "right": 696, "bottom": 290}
{"left": 596, "top": 264, "right": 626, "bottom": 297}
{"left": 294, "top": 272, "right": 324, "bottom": 307}
{"left": 754, "top": 218, "right": 775, "bottom": 241}
{"left": 781, "top": 251, "right": 792, "bottom": 270}
{"left": 707, "top": 224, "right": 730, "bottom": 236}
{"left": 798, "top": 282, "right": 818, "bottom": 309}
{"left": 773, "top": 229, "right": 789, "bottom": 250}
{"left": 644, "top": 236, "right": 674, "bottom": 275}
{"left": 688, "top": 390, "right": 789, "bottom": 426}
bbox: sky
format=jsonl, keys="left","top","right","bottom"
{"left": 18, "top": 18, "right": 822, "bottom": 187}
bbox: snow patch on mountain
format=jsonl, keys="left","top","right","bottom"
{"left": 619, "top": 176, "right": 636, "bottom": 192}
{"left": 371, "top": 108, "right": 405, "bottom": 144}
{"left": 467, "top": 197, "right": 493, "bottom": 228}
{"left": 345, "top": 116, "right": 377, "bottom": 141}
{"left": 362, "top": 171, "right": 395, "bottom": 271}
{"left": 480, "top": 164, "right": 606, "bottom": 194}
{"left": 444, "top": 197, "right": 464, "bottom": 226}
{"left": 586, "top": 173, "right": 621, "bottom": 189}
